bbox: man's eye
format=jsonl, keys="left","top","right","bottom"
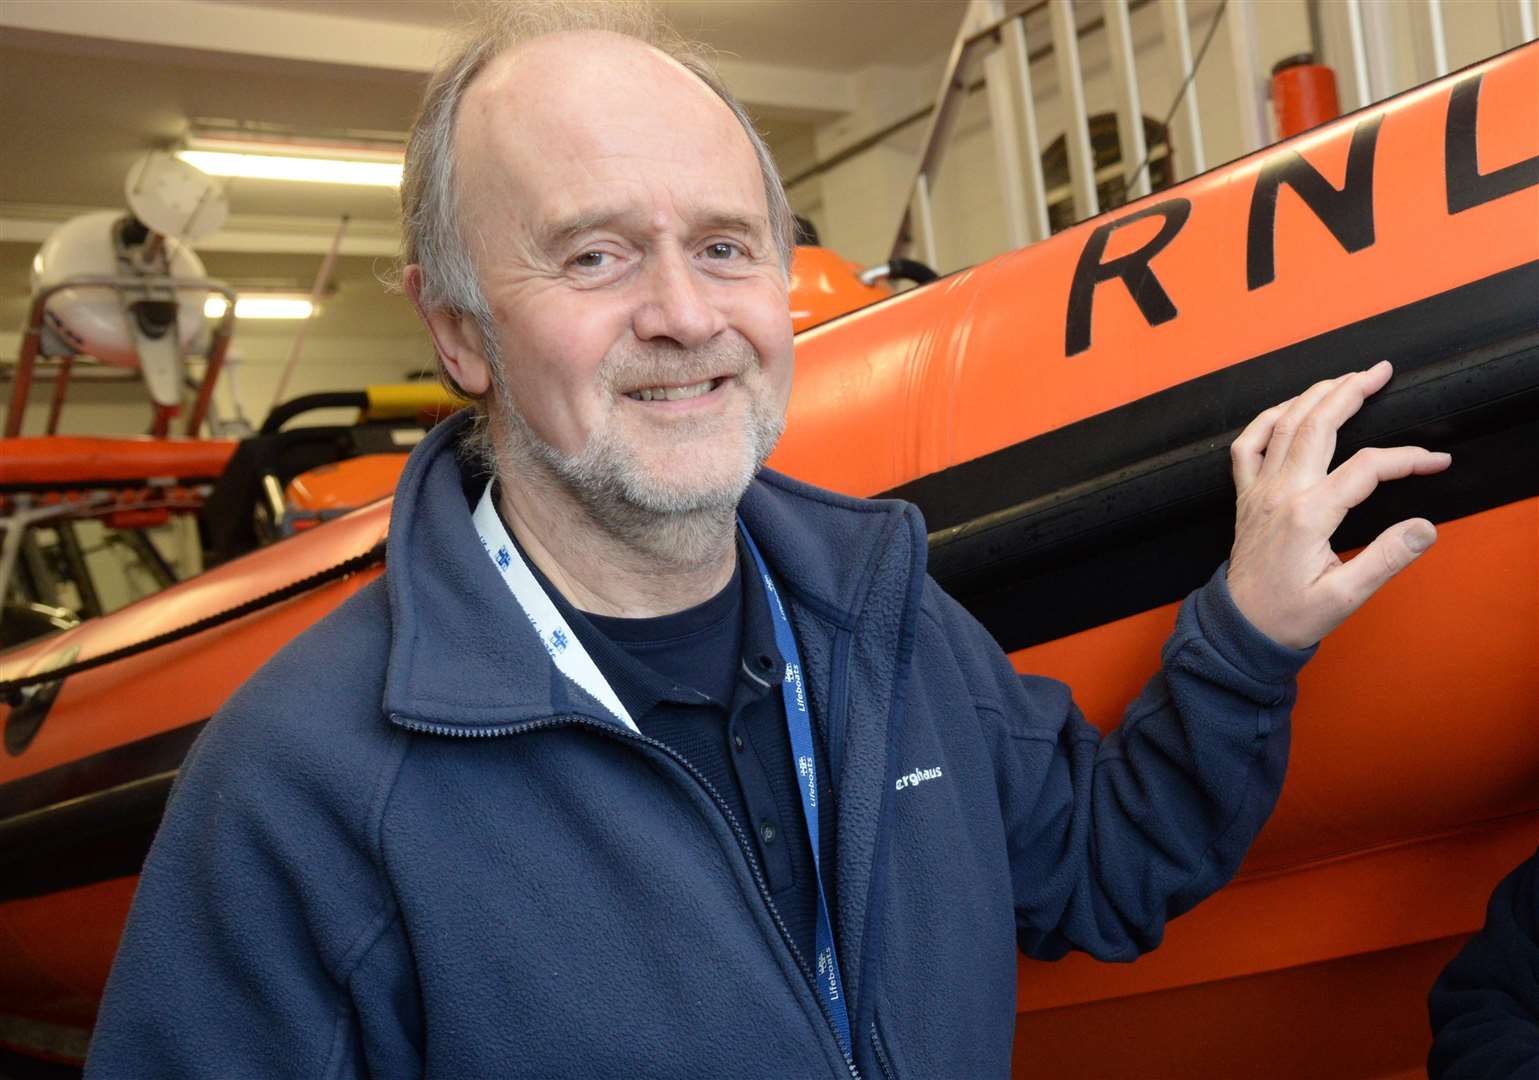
{"left": 704, "top": 242, "right": 742, "bottom": 260}
{"left": 572, "top": 251, "right": 610, "bottom": 269}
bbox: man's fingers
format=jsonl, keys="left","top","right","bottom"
{"left": 1325, "top": 517, "right": 1439, "bottom": 619}
{"left": 1230, "top": 401, "right": 1287, "bottom": 492}
{"left": 1281, "top": 361, "right": 1393, "bottom": 477}
{"left": 1257, "top": 371, "right": 1358, "bottom": 482}
{"left": 1321, "top": 445, "right": 1453, "bottom": 515}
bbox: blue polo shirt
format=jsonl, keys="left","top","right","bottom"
{"left": 499, "top": 513, "right": 838, "bottom": 978}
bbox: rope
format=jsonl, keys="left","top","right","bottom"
{"left": 1, "top": 541, "right": 386, "bottom": 704}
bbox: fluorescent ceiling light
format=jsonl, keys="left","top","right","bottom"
{"left": 176, "top": 148, "right": 402, "bottom": 187}
{"left": 205, "top": 296, "right": 315, "bottom": 320}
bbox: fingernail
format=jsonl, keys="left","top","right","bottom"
{"left": 1404, "top": 526, "right": 1435, "bottom": 553}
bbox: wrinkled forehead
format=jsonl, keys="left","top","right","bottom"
{"left": 453, "top": 31, "right": 766, "bottom": 238}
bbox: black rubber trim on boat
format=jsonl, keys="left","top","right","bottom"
{"left": 0, "top": 770, "right": 176, "bottom": 902}
{"left": 0, "top": 541, "right": 386, "bottom": 703}
{"left": 0, "top": 719, "right": 206, "bottom": 822}
{"left": 927, "top": 339, "right": 1539, "bottom": 653}
{"left": 883, "top": 262, "right": 1538, "bottom": 534}
{"left": 877, "top": 262, "right": 1539, "bottom": 652}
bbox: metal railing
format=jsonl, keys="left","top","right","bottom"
{"left": 887, "top": 0, "right": 1538, "bottom": 268}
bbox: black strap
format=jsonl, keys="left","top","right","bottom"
{"left": 1, "top": 542, "right": 386, "bottom": 703}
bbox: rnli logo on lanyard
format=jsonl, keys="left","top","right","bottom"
{"left": 785, "top": 661, "right": 806, "bottom": 712}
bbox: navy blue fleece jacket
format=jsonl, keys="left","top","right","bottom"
{"left": 1429, "top": 845, "right": 1539, "bottom": 1078}
{"left": 85, "top": 410, "right": 1310, "bottom": 1079}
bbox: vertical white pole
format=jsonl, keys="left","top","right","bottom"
{"left": 1359, "top": 0, "right": 1401, "bottom": 103}
{"left": 1002, "top": 14, "right": 1052, "bottom": 241}
{"left": 1421, "top": 0, "right": 1450, "bottom": 78}
{"left": 1050, "top": 0, "right": 1100, "bottom": 222}
{"left": 978, "top": 0, "right": 1033, "bottom": 251}
{"left": 1158, "top": 0, "right": 1206, "bottom": 181}
{"left": 1226, "top": 0, "right": 1269, "bottom": 153}
{"left": 1341, "top": 0, "right": 1374, "bottom": 110}
{"left": 269, "top": 214, "right": 348, "bottom": 414}
{"left": 1499, "top": 0, "right": 1537, "bottom": 45}
{"left": 1104, "top": 0, "right": 1150, "bottom": 199}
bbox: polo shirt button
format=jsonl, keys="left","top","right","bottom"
{"left": 734, "top": 735, "right": 745, "bottom": 752}
{"left": 760, "top": 822, "right": 778, "bottom": 845}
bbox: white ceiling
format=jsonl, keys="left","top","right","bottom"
{"left": 0, "top": 0, "right": 966, "bottom": 399}
{"left": 209, "top": 0, "right": 971, "bottom": 68}
{"left": 0, "top": 0, "right": 968, "bottom": 221}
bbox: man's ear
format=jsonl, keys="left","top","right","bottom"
{"left": 404, "top": 265, "right": 493, "bottom": 397}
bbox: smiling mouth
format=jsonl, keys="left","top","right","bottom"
{"left": 624, "top": 377, "right": 725, "bottom": 402}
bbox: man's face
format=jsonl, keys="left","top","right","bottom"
{"left": 454, "top": 33, "right": 794, "bottom": 520}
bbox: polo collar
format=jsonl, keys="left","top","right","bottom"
{"left": 496, "top": 497, "right": 782, "bottom": 724}
{"left": 381, "top": 410, "right": 920, "bottom": 732}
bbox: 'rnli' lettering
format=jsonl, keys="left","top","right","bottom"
{"left": 1446, "top": 71, "right": 1539, "bottom": 214}
{"left": 1246, "top": 115, "right": 1383, "bottom": 290}
{"left": 1065, "top": 199, "right": 1191, "bottom": 357}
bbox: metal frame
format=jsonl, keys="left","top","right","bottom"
{"left": 1226, "top": 0, "right": 1269, "bottom": 154}
{"left": 889, "top": 12, "right": 982, "bottom": 261}
{"left": 1001, "top": 14, "right": 1052, "bottom": 241}
{"left": 1050, "top": 0, "right": 1100, "bottom": 223}
{"left": 979, "top": 0, "right": 1037, "bottom": 250}
{"left": 4, "top": 275, "right": 237, "bottom": 439}
{"left": 912, "top": 173, "right": 940, "bottom": 269}
{"left": 1103, "top": 0, "right": 1150, "bottom": 200}
{"left": 0, "top": 494, "right": 110, "bottom": 634}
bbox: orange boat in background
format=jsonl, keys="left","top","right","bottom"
{"left": 2, "top": 44, "right": 1536, "bottom": 1075}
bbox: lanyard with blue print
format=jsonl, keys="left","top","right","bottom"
{"left": 738, "top": 523, "right": 852, "bottom": 1056}
{"left": 471, "top": 481, "right": 851, "bottom": 1054}
{"left": 470, "top": 482, "right": 636, "bottom": 732}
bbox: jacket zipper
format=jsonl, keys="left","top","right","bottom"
{"left": 869, "top": 1024, "right": 899, "bottom": 1080}
{"left": 392, "top": 711, "right": 862, "bottom": 1080}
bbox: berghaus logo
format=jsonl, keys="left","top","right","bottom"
{"left": 895, "top": 765, "right": 943, "bottom": 791}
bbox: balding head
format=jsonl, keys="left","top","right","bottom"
{"left": 454, "top": 30, "right": 771, "bottom": 282}
{"left": 400, "top": 3, "right": 793, "bottom": 329}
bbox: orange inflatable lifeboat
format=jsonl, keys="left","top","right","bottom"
{"left": 2, "top": 44, "right": 1536, "bottom": 1075}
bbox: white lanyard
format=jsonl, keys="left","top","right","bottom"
{"left": 470, "top": 482, "right": 637, "bottom": 733}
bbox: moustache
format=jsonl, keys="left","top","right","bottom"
{"left": 601, "top": 335, "right": 760, "bottom": 393}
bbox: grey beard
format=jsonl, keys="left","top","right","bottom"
{"left": 483, "top": 340, "right": 785, "bottom": 568}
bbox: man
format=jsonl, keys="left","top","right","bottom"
{"left": 86, "top": 4, "right": 1450, "bottom": 1077}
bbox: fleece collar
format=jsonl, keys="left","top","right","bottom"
{"left": 381, "top": 410, "right": 924, "bottom": 732}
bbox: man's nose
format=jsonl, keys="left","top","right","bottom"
{"left": 631, "top": 248, "right": 727, "bottom": 349}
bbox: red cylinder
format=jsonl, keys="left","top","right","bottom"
{"left": 1271, "top": 54, "right": 1341, "bottom": 139}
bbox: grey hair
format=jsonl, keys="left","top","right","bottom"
{"left": 399, "top": 0, "right": 795, "bottom": 416}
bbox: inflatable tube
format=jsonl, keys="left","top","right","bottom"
{"left": 1, "top": 44, "right": 1535, "bottom": 1073}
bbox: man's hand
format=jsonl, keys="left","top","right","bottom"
{"left": 1226, "top": 361, "right": 1452, "bottom": 649}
